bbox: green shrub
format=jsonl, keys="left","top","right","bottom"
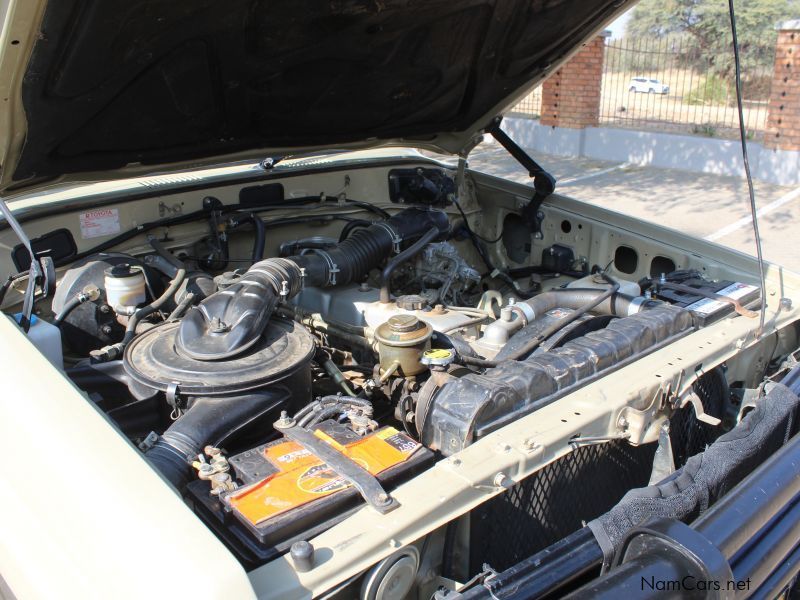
{"left": 691, "top": 123, "right": 717, "bottom": 137}
{"left": 685, "top": 75, "right": 731, "bottom": 106}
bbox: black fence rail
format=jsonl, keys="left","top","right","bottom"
{"left": 507, "top": 86, "right": 542, "bottom": 119}
{"left": 508, "top": 37, "right": 772, "bottom": 140}
{"left": 601, "top": 37, "right": 771, "bottom": 139}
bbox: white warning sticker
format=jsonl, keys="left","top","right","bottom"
{"left": 79, "top": 208, "right": 120, "bottom": 239}
{"left": 685, "top": 282, "right": 758, "bottom": 316}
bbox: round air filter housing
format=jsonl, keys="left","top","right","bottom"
{"left": 123, "top": 317, "right": 315, "bottom": 397}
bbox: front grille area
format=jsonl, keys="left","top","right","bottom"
{"left": 468, "top": 368, "right": 729, "bottom": 573}
{"left": 469, "top": 440, "right": 657, "bottom": 572}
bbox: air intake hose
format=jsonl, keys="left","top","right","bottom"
{"left": 145, "top": 389, "right": 289, "bottom": 488}
{"left": 177, "top": 208, "right": 450, "bottom": 360}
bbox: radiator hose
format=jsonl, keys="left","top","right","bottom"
{"left": 177, "top": 207, "right": 450, "bottom": 360}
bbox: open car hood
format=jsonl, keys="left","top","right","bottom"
{"left": 0, "top": 0, "right": 629, "bottom": 193}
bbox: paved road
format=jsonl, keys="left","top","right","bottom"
{"left": 468, "top": 142, "right": 800, "bottom": 271}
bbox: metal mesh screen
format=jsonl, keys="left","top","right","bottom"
{"left": 670, "top": 368, "right": 728, "bottom": 467}
{"left": 469, "top": 440, "right": 656, "bottom": 572}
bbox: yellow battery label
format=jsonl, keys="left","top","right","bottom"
{"left": 229, "top": 427, "right": 419, "bottom": 526}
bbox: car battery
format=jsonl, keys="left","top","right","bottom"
{"left": 186, "top": 420, "right": 432, "bottom": 566}
{"left": 655, "top": 277, "right": 760, "bottom": 326}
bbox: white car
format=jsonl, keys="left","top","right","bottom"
{"left": 629, "top": 77, "right": 670, "bottom": 94}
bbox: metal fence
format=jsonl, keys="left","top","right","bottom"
{"left": 600, "top": 37, "right": 771, "bottom": 138}
{"left": 508, "top": 86, "right": 542, "bottom": 119}
{"left": 508, "top": 37, "right": 772, "bottom": 140}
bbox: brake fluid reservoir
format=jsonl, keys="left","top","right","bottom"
{"left": 104, "top": 264, "right": 146, "bottom": 311}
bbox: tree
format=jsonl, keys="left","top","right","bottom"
{"left": 626, "top": 0, "right": 797, "bottom": 77}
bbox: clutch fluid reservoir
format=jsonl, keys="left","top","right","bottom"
{"left": 375, "top": 315, "right": 432, "bottom": 377}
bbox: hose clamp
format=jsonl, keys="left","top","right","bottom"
{"left": 511, "top": 302, "right": 536, "bottom": 324}
{"left": 627, "top": 296, "right": 647, "bottom": 316}
{"left": 375, "top": 222, "right": 403, "bottom": 254}
{"left": 308, "top": 249, "right": 340, "bottom": 286}
{"left": 166, "top": 382, "right": 185, "bottom": 419}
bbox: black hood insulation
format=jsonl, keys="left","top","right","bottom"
{"left": 13, "top": 0, "right": 628, "bottom": 182}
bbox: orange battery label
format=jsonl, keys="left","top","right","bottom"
{"left": 229, "top": 427, "right": 419, "bottom": 526}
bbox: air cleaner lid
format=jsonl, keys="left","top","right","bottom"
{"left": 123, "top": 317, "right": 314, "bottom": 395}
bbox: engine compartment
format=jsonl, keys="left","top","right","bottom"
{"left": 1, "top": 157, "right": 791, "bottom": 591}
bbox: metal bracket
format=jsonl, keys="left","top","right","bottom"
{"left": 679, "top": 391, "right": 722, "bottom": 426}
{"left": 649, "top": 419, "right": 676, "bottom": 485}
{"left": 274, "top": 418, "right": 399, "bottom": 514}
{"left": 568, "top": 432, "right": 630, "bottom": 448}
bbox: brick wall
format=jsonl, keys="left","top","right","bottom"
{"left": 765, "top": 21, "right": 800, "bottom": 151}
{"left": 540, "top": 33, "right": 609, "bottom": 129}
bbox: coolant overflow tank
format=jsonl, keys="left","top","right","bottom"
{"left": 375, "top": 315, "right": 432, "bottom": 377}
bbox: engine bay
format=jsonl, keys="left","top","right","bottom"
{"left": 0, "top": 157, "right": 791, "bottom": 590}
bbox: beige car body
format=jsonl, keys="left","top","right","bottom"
{"left": 0, "top": 0, "right": 795, "bottom": 597}
{"left": 1, "top": 152, "right": 796, "bottom": 598}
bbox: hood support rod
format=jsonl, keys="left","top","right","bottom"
{"left": 485, "top": 116, "right": 557, "bottom": 236}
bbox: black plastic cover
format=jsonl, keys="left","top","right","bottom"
{"left": 238, "top": 183, "right": 285, "bottom": 208}
{"left": 388, "top": 168, "right": 455, "bottom": 206}
{"left": 541, "top": 244, "right": 575, "bottom": 274}
{"left": 11, "top": 228, "right": 77, "bottom": 271}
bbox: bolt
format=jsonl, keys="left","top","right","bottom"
{"left": 451, "top": 458, "right": 462, "bottom": 467}
{"left": 99, "top": 304, "right": 112, "bottom": 314}
{"left": 618, "top": 415, "right": 629, "bottom": 430}
{"left": 377, "top": 493, "right": 391, "bottom": 505}
{"left": 290, "top": 541, "right": 315, "bottom": 572}
{"left": 209, "top": 316, "right": 229, "bottom": 333}
{"left": 781, "top": 297, "right": 793, "bottom": 310}
{"left": 493, "top": 472, "right": 509, "bottom": 488}
{"left": 522, "top": 438, "right": 538, "bottom": 451}
{"left": 101, "top": 325, "right": 113, "bottom": 336}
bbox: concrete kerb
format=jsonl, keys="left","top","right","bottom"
{"left": 502, "top": 117, "right": 800, "bottom": 187}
